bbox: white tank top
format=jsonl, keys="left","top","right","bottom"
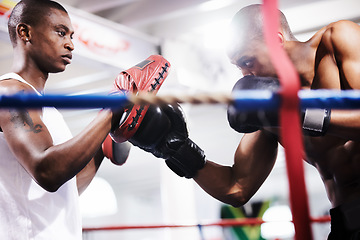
{"left": 0, "top": 73, "right": 82, "bottom": 240}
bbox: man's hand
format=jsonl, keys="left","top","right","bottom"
{"left": 227, "top": 75, "right": 331, "bottom": 136}
{"left": 130, "top": 104, "right": 206, "bottom": 178}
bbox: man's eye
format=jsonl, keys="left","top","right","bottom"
{"left": 235, "top": 57, "right": 255, "bottom": 69}
{"left": 242, "top": 59, "right": 254, "bottom": 68}
{"left": 242, "top": 60, "right": 253, "bottom": 68}
{"left": 58, "top": 31, "right": 66, "bottom": 37}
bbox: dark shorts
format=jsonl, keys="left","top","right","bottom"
{"left": 328, "top": 200, "right": 360, "bottom": 240}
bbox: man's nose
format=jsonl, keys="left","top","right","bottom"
{"left": 241, "top": 69, "right": 255, "bottom": 76}
{"left": 65, "top": 39, "right": 74, "bottom": 51}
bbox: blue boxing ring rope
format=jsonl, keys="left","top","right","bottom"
{"left": 0, "top": 89, "right": 360, "bottom": 110}
{"left": 0, "top": 93, "right": 130, "bottom": 109}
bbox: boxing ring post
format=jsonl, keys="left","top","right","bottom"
{"left": 262, "top": 0, "right": 313, "bottom": 239}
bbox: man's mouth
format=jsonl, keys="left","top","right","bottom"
{"left": 62, "top": 54, "right": 72, "bottom": 64}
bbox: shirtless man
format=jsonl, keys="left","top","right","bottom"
{"left": 193, "top": 4, "right": 360, "bottom": 240}
{"left": 102, "top": 3, "right": 360, "bottom": 239}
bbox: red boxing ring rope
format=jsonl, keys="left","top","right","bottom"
{"left": 262, "top": 0, "right": 313, "bottom": 240}
{"left": 82, "top": 216, "right": 331, "bottom": 232}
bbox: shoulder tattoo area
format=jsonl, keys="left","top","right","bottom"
{"left": 9, "top": 109, "right": 43, "bottom": 133}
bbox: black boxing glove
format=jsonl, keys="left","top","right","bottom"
{"left": 227, "top": 75, "right": 331, "bottom": 136}
{"left": 128, "top": 104, "right": 171, "bottom": 154}
{"left": 129, "top": 104, "right": 206, "bottom": 178}
{"left": 227, "top": 76, "right": 280, "bottom": 133}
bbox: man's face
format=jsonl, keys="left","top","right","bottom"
{"left": 28, "top": 8, "right": 74, "bottom": 73}
{"left": 227, "top": 36, "right": 276, "bottom": 77}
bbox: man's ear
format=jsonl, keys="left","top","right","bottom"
{"left": 16, "top": 23, "right": 31, "bottom": 43}
{"left": 277, "top": 32, "right": 285, "bottom": 45}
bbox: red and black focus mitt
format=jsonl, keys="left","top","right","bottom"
{"left": 109, "top": 55, "right": 171, "bottom": 143}
{"left": 102, "top": 135, "right": 131, "bottom": 165}
{"left": 102, "top": 55, "right": 170, "bottom": 164}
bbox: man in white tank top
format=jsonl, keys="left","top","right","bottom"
{"left": 0, "top": 1, "right": 129, "bottom": 239}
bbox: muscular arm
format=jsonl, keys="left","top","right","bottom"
{"left": 318, "top": 20, "right": 360, "bottom": 140}
{"left": 194, "top": 130, "right": 278, "bottom": 207}
{"left": 0, "top": 81, "right": 114, "bottom": 192}
{"left": 76, "top": 147, "right": 104, "bottom": 195}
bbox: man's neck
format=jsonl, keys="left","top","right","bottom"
{"left": 285, "top": 41, "right": 315, "bottom": 88}
{"left": 15, "top": 70, "right": 48, "bottom": 93}
{"left": 11, "top": 49, "right": 48, "bottom": 92}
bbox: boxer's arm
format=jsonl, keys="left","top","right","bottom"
{"left": 76, "top": 148, "right": 104, "bottom": 195}
{"left": 321, "top": 20, "right": 360, "bottom": 140}
{"left": 194, "top": 130, "right": 278, "bottom": 207}
{"left": 0, "top": 82, "right": 115, "bottom": 192}
{"left": 77, "top": 140, "right": 131, "bottom": 195}
{"left": 327, "top": 110, "right": 360, "bottom": 141}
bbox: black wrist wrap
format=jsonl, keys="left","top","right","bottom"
{"left": 165, "top": 138, "right": 206, "bottom": 179}
{"left": 302, "top": 109, "right": 331, "bottom": 137}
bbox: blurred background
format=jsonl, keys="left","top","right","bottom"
{"left": 0, "top": 0, "right": 359, "bottom": 239}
